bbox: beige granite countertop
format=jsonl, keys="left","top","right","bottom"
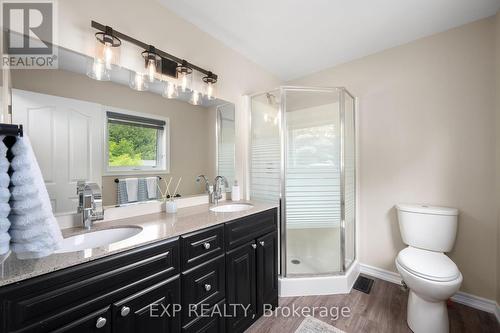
{"left": 0, "top": 201, "right": 277, "bottom": 287}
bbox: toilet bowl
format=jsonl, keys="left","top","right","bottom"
{"left": 396, "top": 247, "right": 462, "bottom": 333}
{"left": 395, "top": 204, "right": 461, "bottom": 333}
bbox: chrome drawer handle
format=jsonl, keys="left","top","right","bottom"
{"left": 96, "top": 317, "right": 107, "bottom": 329}
{"left": 251, "top": 243, "right": 257, "bottom": 249}
{"left": 204, "top": 284, "right": 212, "bottom": 292}
{"left": 203, "top": 242, "right": 211, "bottom": 250}
{"left": 120, "top": 306, "right": 130, "bottom": 317}
{"left": 260, "top": 241, "right": 265, "bottom": 246}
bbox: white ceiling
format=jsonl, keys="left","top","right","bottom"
{"left": 158, "top": 0, "right": 500, "bottom": 80}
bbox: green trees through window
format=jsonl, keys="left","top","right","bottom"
{"left": 108, "top": 122, "right": 158, "bottom": 167}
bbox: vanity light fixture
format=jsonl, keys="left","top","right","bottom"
{"left": 94, "top": 26, "right": 121, "bottom": 70}
{"left": 202, "top": 72, "right": 217, "bottom": 100}
{"left": 189, "top": 90, "right": 202, "bottom": 105}
{"left": 129, "top": 72, "right": 148, "bottom": 91}
{"left": 176, "top": 60, "right": 193, "bottom": 92}
{"left": 163, "top": 80, "right": 179, "bottom": 99}
{"left": 90, "top": 21, "right": 218, "bottom": 99}
{"left": 86, "top": 58, "right": 110, "bottom": 81}
{"left": 142, "top": 45, "right": 162, "bottom": 83}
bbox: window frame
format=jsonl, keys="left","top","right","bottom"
{"left": 103, "top": 106, "right": 170, "bottom": 175}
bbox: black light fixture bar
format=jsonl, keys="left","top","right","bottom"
{"left": 91, "top": 20, "right": 218, "bottom": 80}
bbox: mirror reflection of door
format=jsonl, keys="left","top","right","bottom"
{"left": 11, "top": 89, "right": 103, "bottom": 216}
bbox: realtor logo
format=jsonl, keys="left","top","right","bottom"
{"left": 1, "top": 0, "right": 57, "bottom": 68}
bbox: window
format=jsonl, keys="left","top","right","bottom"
{"left": 105, "top": 110, "right": 169, "bottom": 173}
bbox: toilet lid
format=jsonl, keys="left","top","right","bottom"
{"left": 397, "top": 247, "right": 460, "bottom": 282}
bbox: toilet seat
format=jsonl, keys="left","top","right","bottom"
{"left": 396, "top": 247, "right": 460, "bottom": 282}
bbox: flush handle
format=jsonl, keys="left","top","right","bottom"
{"left": 203, "top": 242, "right": 211, "bottom": 250}
{"left": 120, "top": 306, "right": 131, "bottom": 317}
{"left": 95, "top": 317, "right": 107, "bottom": 329}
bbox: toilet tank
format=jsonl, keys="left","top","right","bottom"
{"left": 396, "top": 204, "right": 458, "bottom": 252}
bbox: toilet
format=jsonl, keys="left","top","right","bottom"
{"left": 395, "top": 204, "right": 462, "bottom": 333}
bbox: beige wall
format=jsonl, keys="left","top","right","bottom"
{"left": 290, "top": 17, "right": 498, "bottom": 299}
{"left": 496, "top": 12, "right": 500, "bottom": 305}
{"left": 54, "top": 0, "right": 280, "bottom": 194}
{"left": 11, "top": 69, "right": 214, "bottom": 205}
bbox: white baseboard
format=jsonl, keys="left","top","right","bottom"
{"left": 359, "top": 263, "right": 499, "bottom": 321}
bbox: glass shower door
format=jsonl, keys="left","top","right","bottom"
{"left": 283, "top": 88, "right": 342, "bottom": 276}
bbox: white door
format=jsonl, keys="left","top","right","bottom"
{"left": 11, "top": 89, "right": 103, "bottom": 216}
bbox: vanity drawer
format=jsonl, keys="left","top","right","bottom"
{"left": 112, "top": 276, "right": 181, "bottom": 333}
{"left": 51, "top": 306, "right": 111, "bottom": 333}
{"left": 180, "top": 224, "right": 224, "bottom": 271}
{"left": 181, "top": 255, "right": 225, "bottom": 324}
{"left": 0, "top": 237, "right": 179, "bottom": 333}
{"left": 182, "top": 299, "right": 226, "bottom": 333}
{"left": 225, "top": 208, "right": 277, "bottom": 249}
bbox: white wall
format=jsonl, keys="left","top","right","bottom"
{"left": 495, "top": 12, "right": 500, "bottom": 305}
{"left": 52, "top": 0, "right": 279, "bottom": 194}
{"left": 290, "top": 17, "right": 498, "bottom": 299}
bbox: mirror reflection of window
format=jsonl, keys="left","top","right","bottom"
{"left": 105, "top": 110, "right": 169, "bottom": 173}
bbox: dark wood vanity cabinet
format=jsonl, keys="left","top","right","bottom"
{"left": 225, "top": 210, "right": 279, "bottom": 333}
{"left": 0, "top": 207, "right": 278, "bottom": 333}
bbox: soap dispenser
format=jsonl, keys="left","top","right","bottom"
{"left": 231, "top": 180, "right": 240, "bottom": 201}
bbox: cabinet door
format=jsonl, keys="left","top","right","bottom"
{"left": 225, "top": 241, "right": 256, "bottom": 333}
{"left": 112, "top": 276, "right": 181, "bottom": 333}
{"left": 256, "top": 231, "right": 279, "bottom": 316}
{"left": 51, "top": 307, "right": 111, "bottom": 333}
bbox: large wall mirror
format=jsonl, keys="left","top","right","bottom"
{"left": 9, "top": 46, "right": 235, "bottom": 217}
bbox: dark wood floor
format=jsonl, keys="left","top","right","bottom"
{"left": 247, "top": 276, "right": 500, "bottom": 333}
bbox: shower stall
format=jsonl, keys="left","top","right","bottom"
{"left": 249, "top": 86, "right": 357, "bottom": 295}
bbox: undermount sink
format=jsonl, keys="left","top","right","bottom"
{"left": 210, "top": 203, "right": 254, "bottom": 213}
{"left": 55, "top": 226, "right": 143, "bottom": 253}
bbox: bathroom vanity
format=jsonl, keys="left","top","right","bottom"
{"left": 0, "top": 205, "right": 278, "bottom": 333}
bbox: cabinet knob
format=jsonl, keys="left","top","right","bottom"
{"left": 204, "top": 284, "right": 212, "bottom": 292}
{"left": 120, "top": 306, "right": 131, "bottom": 317}
{"left": 95, "top": 317, "right": 107, "bottom": 329}
{"left": 203, "top": 242, "right": 211, "bottom": 250}
{"left": 260, "top": 241, "right": 265, "bottom": 246}
{"left": 251, "top": 243, "right": 257, "bottom": 249}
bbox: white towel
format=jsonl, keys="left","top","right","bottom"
{"left": 146, "top": 177, "right": 157, "bottom": 199}
{"left": 0, "top": 217, "right": 10, "bottom": 233}
{"left": 0, "top": 202, "right": 11, "bottom": 218}
{"left": 0, "top": 232, "right": 10, "bottom": 252}
{"left": 125, "top": 178, "right": 138, "bottom": 202}
{"left": 0, "top": 137, "right": 9, "bottom": 255}
{"left": 8, "top": 136, "right": 63, "bottom": 259}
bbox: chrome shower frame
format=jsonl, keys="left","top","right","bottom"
{"left": 249, "top": 86, "right": 357, "bottom": 279}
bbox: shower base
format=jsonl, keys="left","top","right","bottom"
{"left": 278, "top": 261, "right": 360, "bottom": 297}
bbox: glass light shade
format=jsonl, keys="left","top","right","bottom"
{"left": 204, "top": 80, "right": 216, "bottom": 100}
{"left": 189, "top": 90, "right": 202, "bottom": 105}
{"left": 129, "top": 72, "right": 148, "bottom": 91}
{"left": 143, "top": 53, "right": 162, "bottom": 83}
{"left": 86, "top": 58, "right": 110, "bottom": 81}
{"left": 177, "top": 68, "right": 192, "bottom": 92}
{"left": 162, "top": 80, "right": 179, "bottom": 99}
{"left": 95, "top": 38, "right": 120, "bottom": 70}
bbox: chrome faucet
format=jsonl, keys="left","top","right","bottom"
{"left": 77, "top": 181, "right": 104, "bottom": 229}
{"left": 196, "top": 175, "right": 228, "bottom": 205}
{"left": 213, "top": 176, "right": 228, "bottom": 205}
